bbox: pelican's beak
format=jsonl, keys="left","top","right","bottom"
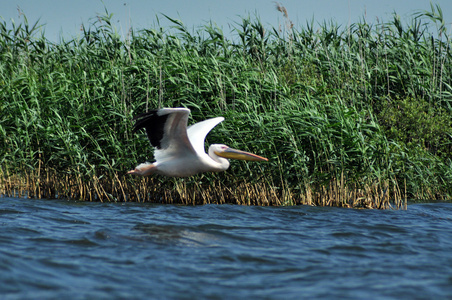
{"left": 215, "top": 147, "right": 268, "bottom": 162}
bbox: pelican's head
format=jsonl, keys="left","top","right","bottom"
{"left": 209, "top": 144, "right": 268, "bottom": 162}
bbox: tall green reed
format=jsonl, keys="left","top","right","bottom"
{"left": 1, "top": 6, "right": 451, "bottom": 207}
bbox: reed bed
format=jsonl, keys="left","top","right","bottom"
{"left": 1, "top": 5, "right": 451, "bottom": 208}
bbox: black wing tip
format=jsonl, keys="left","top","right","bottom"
{"left": 132, "top": 110, "right": 159, "bottom": 121}
{"left": 131, "top": 108, "right": 189, "bottom": 132}
{"left": 131, "top": 110, "right": 158, "bottom": 133}
{"left": 131, "top": 110, "right": 170, "bottom": 148}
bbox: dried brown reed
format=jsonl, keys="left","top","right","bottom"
{"left": 274, "top": 2, "right": 293, "bottom": 29}
{"left": 0, "top": 170, "right": 406, "bottom": 209}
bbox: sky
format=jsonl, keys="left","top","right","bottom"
{"left": 2, "top": 0, "right": 452, "bottom": 42}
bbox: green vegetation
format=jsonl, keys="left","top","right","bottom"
{"left": 1, "top": 5, "right": 451, "bottom": 208}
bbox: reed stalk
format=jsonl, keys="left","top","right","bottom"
{"left": 1, "top": 6, "right": 451, "bottom": 208}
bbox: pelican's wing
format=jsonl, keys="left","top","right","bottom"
{"left": 132, "top": 108, "right": 195, "bottom": 158}
{"left": 187, "top": 117, "right": 224, "bottom": 155}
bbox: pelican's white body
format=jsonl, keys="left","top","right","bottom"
{"left": 128, "top": 108, "right": 267, "bottom": 177}
{"left": 131, "top": 109, "right": 228, "bottom": 177}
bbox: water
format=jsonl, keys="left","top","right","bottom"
{"left": 0, "top": 197, "right": 451, "bottom": 299}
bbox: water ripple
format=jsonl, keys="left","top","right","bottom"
{"left": 0, "top": 197, "right": 452, "bottom": 299}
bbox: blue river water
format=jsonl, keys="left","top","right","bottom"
{"left": 0, "top": 196, "right": 451, "bottom": 299}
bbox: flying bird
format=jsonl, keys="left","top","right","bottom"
{"left": 127, "top": 108, "right": 268, "bottom": 177}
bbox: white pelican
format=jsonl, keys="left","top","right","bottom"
{"left": 127, "top": 108, "right": 268, "bottom": 177}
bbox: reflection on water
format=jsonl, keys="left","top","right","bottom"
{"left": 132, "top": 223, "right": 221, "bottom": 247}
{"left": 0, "top": 197, "right": 452, "bottom": 299}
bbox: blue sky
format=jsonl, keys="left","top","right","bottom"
{"left": 2, "top": 1, "right": 452, "bottom": 42}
